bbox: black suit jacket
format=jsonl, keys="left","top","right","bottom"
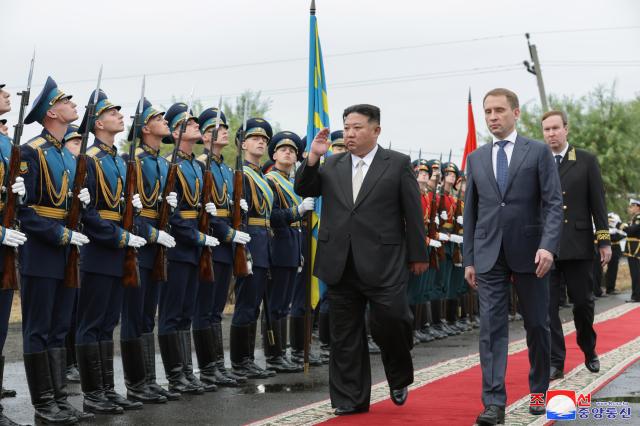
{"left": 294, "top": 146, "right": 428, "bottom": 286}
{"left": 556, "top": 145, "right": 610, "bottom": 260}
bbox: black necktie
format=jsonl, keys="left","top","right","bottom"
{"left": 555, "top": 155, "right": 562, "bottom": 168}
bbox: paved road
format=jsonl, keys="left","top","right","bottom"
{"left": 0, "top": 292, "right": 632, "bottom": 425}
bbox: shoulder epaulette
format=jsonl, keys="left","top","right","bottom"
{"left": 134, "top": 147, "right": 144, "bottom": 157}
{"left": 26, "top": 137, "right": 47, "bottom": 149}
{"left": 196, "top": 153, "right": 207, "bottom": 163}
{"left": 164, "top": 154, "right": 173, "bottom": 162}
{"left": 86, "top": 146, "right": 101, "bottom": 158}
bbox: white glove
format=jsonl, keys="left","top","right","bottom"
{"left": 247, "top": 260, "right": 253, "bottom": 275}
{"left": 434, "top": 215, "right": 440, "bottom": 226}
{"left": 609, "top": 227, "right": 618, "bottom": 235}
{"left": 233, "top": 230, "right": 251, "bottom": 245}
{"left": 456, "top": 216, "right": 463, "bottom": 226}
{"left": 132, "top": 194, "right": 143, "bottom": 210}
{"left": 429, "top": 239, "right": 442, "bottom": 248}
{"left": 164, "top": 192, "right": 178, "bottom": 209}
{"left": 438, "top": 232, "right": 450, "bottom": 242}
{"left": 619, "top": 230, "right": 628, "bottom": 237}
{"left": 205, "top": 202, "right": 217, "bottom": 217}
{"left": 609, "top": 213, "right": 621, "bottom": 226}
{"left": 204, "top": 235, "right": 220, "bottom": 247}
{"left": 240, "top": 199, "right": 248, "bottom": 212}
{"left": 440, "top": 211, "right": 448, "bottom": 221}
{"left": 1, "top": 228, "right": 27, "bottom": 247}
{"left": 157, "top": 230, "right": 176, "bottom": 248}
{"left": 127, "top": 234, "right": 147, "bottom": 248}
{"left": 78, "top": 187, "right": 91, "bottom": 207}
{"left": 449, "top": 234, "right": 464, "bottom": 244}
{"left": 70, "top": 231, "right": 90, "bottom": 247}
{"left": 297, "top": 197, "right": 315, "bottom": 215}
{"left": 11, "top": 177, "right": 25, "bottom": 197}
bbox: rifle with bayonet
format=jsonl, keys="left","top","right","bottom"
{"left": 63, "top": 66, "right": 102, "bottom": 289}
{"left": 232, "top": 101, "right": 249, "bottom": 278}
{"left": 437, "top": 151, "right": 452, "bottom": 260}
{"left": 151, "top": 90, "right": 194, "bottom": 282}
{"left": 452, "top": 176, "right": 465, "bottom": 266}
{"left": 197, "top": 98, "right": 223, "bottom": 283}
{"left": 1, "top": 52, "right": 35, "bottom": 290}
{"left": 121, "top": 76, "right": 145, "bottom": 288}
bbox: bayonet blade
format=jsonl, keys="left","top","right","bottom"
{"left": 137, "top": 75, "right": 146, "bottom": 114}
{"left": 241, "top": 99, "right": 249, "bottom": 131}
{"left": 186, "top": 86, "right": 195, "bottom": 116}
{"left": 215, "top": 96, "right": 222, "bottom": 129}
{"left": 92, "top": 65, "right": 103, "bottom": 104}
{"left": 26, "top": 49, "right": 36, "bottom": 91}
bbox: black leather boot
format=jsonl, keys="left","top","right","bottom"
{"left": 0, "top": 355, "right": 21, "bottom": 426}
{"left": 76, "top": 343, "right": 123, "bottom": 414}
{"left": 99, "top": 341, "right": 142, "bottom": 410}
{"left": 230, "top": 324, "right": 270, "bottom": 379}
{"left": 249, "top": 322, "right": 276, "bottom": 377}
{"left": 48, "top": 348, "right": 94, "bottom": 421}
{"left": 141, "top": 333, "right": 181, "bottom": 401}
{"left": 158, "top": 333, "right": 203, "bottom": 395}
{"left": 121, "top": 338, "right": 167, "bottom": 404}
{"left": 212, "top": 324, "right": 244, "bottom": 385}
{"left": 264, "top": 319, "right": 301, "bottom": 373}
{"left": 289, "top": 316, "right": 323, "bottom": 366}
{"left": 179, "top": 330, "right": 212, "bottom": 392}
{"left": 24, "top": 351, "right": 78, "bottom": 424}
{"left": 194, "top": 328, "right": 235, "bottom": 387}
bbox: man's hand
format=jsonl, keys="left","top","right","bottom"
{"left": 11, "top": 176, "right": 26, "bottom": 197}
{"left": 127, "top": 234, "right": 147, "bottom": 248}
{"left": 297, "top": 197, "right": 315, "bottom": 215}
{"left": 465, "top": 266, "right": 477, "bottom": 289}
{"left": 1, "top": 228, "right": 27, "bottom": 247}
{"left": 78, "top": 187, "right": 91, "bottom": 208}
{"left": 157, "top": 230, "right": 176, "bottom": 248}
{"left": 132, "top": 194, "right": 143, "bottom": 210}
{"left": 70, "top": 231, "right": 90, "bottom": 247}
{"left": 307, "top": 128, "right": 331, "bottom": 166}
{"left": 428, "top": 239, "right": 442, "bottom": 248}
{"left": 456, "top": 216, "right": 463, "bottom": 226}
{"left": 534, "top": 248, "right": 554, "bottom": 278}
{"left": 600, "top": 245, "right": 612, "bottom": 267}
{"left": 449, "top": 234, "right": 463, "bottom": 244}
{"left": 409, "top": 262, "right": 428, "bottom": 275}
{"left": 205, "top": 202, "right": 217, "bottom": 217}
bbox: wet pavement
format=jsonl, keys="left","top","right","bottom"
{"left": 0, "top": 292, "right": 633, "bottom": 425}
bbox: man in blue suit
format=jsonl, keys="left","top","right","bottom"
{"left": 463, "top": 88, "right": 563, "bottom": 425}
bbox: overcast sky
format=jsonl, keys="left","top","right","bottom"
{"left": 2, "top": 0, "right": 639, "bottom": 163}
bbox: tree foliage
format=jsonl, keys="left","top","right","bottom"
{"left": 517, "top": 85, "right": 640, "bottom": 215}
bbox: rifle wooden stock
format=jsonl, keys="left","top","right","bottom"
{"left": 151, "top": 163, "right": 178, "bottom": 282}
{"left": 63, "top": 152, "right": 88, "bottom": 289}
{"left": 122, "top": 160, "right": 140, "bottom": 288}
{"left": 232, "top": 169, "right": 248, "bottom": 278}
{"left": 452, "top": 188, "right": 465, "bottom": 265}
{"left": 197, "top": 168, "right": 215, "bottom": 283}
{"left": 1, "top": 145, "right": 21, "bottom": 290}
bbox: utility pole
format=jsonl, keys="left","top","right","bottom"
{"left": 523, "top": 33, "right": 549, "bottom": 112}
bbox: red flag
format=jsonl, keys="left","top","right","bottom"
{"left": 461, "top": 90, "right": 477, "bottom": 172}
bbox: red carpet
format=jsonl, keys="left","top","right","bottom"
{"left": 320, "top": 306, "right": 640, "bottom": 426}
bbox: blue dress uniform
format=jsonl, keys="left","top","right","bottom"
{"left": 262, "top": 131, "right": 305, "bottom": 373}
{"left": 230, "top": 118, "right": 276, "bottom": 379}
{"left": 19, "top": 76, "right": 87, "bottom": 424}
{"left": 0, "top": 131, "right": 15, "bottom": 357}
{"left": 192, "top": 107, "right": 246, "bottom": 387}
{"left": 157, "top": 103, "right": 209, "bottom": 395}
{"left": 74, "top": 89, "right": 143, "bottom": 414}
{"left": 118, "top": 98, "right": 173, "bottom": 404}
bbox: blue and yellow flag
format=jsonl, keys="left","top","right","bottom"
{"left": 305, "top": 5, "right": 329, "bottom": 309}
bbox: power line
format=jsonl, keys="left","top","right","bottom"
{"left": 5, "top": 25, "right": 639, "bottom": 89}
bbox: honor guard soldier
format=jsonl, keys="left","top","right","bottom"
{"left": 75, "top": 89, "right": 147, "bottom": 415}
{"left": 158, "top": 103, "right": 219, "bottom": 395}
{"left": 620, "top": 199, "right": 640, "bottom": 303}
{"left": 194, "top": 107, "right": 250, "bottom": 387}
{"left": 230, "top": 118, "right": 276, "bottom": 379}
{"left": 120, "top": 98, "right": 178, "bottom": 403}
{"left": 330, "top": 130, "right": 347, "bottom": 154}
{"left": 20, "top": 77, "right": 91, "bottom": 424}
{"left": 0, "top": 82, "right": 27, "bottom": 426}
{"left": 263, "top": 131, "right": 311, "bottom": 373}
{"left": 605, "top": 212, "right": 624, "bottom": 295}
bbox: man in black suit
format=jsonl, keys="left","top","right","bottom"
{"left": 295, "top": 104, "right": 428, "bottom": 415}
{"left": 464, "top": 88, "right": 563, "bottom": 425}
{"left": 542, "top": 110, "right": 611, "bottom": 382}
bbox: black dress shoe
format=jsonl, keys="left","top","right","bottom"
{"left": 390, "top": 387, "right": 408, "bottom": 406}
{"left": 585, "top": 354, "right": 600, "bottom": 373}
{"left": 334, "top": 406, "right": 369, "bottom": 416}
{"left": 529, "top": 405, "right": 546, "bottom": 415}
{"left": 476, "top": 405, "right": 505, "bottom": 425}
{"left": 606, "top": 290, "right": 620, "bottom": 295}
{"left": 626, "top": 298, "right": 640, "bottom": 303}
{"left": 549, "top": 366, "right": 564, "bottom": 380}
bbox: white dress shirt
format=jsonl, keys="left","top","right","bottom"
{"left": 491, "top": 129, "right": 518, "bottom": 179}
{"left": 553, "top": 143, "right": 570, "bottom": 162}
{"left": 351, "top": 144, "right": 379, "bottom": 180}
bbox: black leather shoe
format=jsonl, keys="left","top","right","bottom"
{"left": 585, "top": 354, "right": 600, "bottom": 373}
{"left": 334, "top": 406, "right": 368, "bottom": 416}
{"left": 529, "top": 405, "right": 546, "bottom": 415}
{"left": 625, "top": 298, "right": 640, "bottom": 303}
{"left": 390, "top": 387, "right": 408, "bottom": 406}
{"left": 476, "top": 405, "right": 505, "bottom": 425}
{"left": 606, "top": 290, "right": 620, "bottom": 295}
{"left": 549, "top": 366, "right": 564, "bottom": 380}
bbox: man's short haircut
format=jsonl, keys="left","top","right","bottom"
{"left": 541, "top": 110, "right": 568, "bottom": 126}
{"left": 483, "top": 88, "right": 519, "bottom": 110}
{"left": 343, "top": 104, "right": 380, "bottom": 124}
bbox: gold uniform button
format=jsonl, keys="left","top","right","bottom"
{"left": 564, "top": 220, "right": 568, "bottom": 223}
{"left": 563, "top": 206, "right": 567, "bottom": 210}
